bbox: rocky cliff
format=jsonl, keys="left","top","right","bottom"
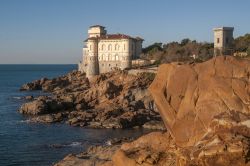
{"left": 108, "top": 56, "right": 250, "bottom": 166}
{"left": 56, "top": 56, "right": 250, "bottom": 166}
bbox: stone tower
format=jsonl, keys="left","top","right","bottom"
{"left": 86, "top": 38, "right": 99, "bottom": 77}
{"left": 213, "top": 27, "right": 234, "bottom": 56}
{"left": 88, "top": 25, "right": 106, "bottom": 38}
{"left": 85, "top": 25, "right": 107, "bottom": 77}
{"left": 120, "top": 41, "right": 132, "bottom": 70}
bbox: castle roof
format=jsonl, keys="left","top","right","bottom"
{"left": 213, "top": 27, "right": 234, "bottom": 31}
{"left": 85, "top": 34, "right": 144, "bottom": 42}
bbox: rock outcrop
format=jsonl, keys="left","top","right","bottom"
{"left": 54, "top": 137, "right": 134, "bottom": 166}
{"left": 19, "top": 70, "right": 162, "bottom": 129}
{"left": 29, "top": 56, "right": 250, "bottom": 166}
{"left": 149, "top": 56, "right": 250, "bottom": 147}
{"left": 108, "top": 56, "right": 250, "bottom": 165}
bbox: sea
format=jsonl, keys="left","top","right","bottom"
{"left": 0, "top": 65, "right": 148, "bottom": 166}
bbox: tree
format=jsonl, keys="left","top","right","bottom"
{"left": 234, "top": 33, "right": 250, "bottom": 52}
{"left": 247, "top": 47, "right": 250, "bottom": 56}
{"left": 142, "top": 38, "right": 214, "bottom": 63}
{"left": 181, "top": 38, "right": 191, "bottom": 46}
{"left": 142, "top": 42, "right": 163, "bottom": 54}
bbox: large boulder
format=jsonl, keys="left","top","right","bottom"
{"left": 112, "top": 132, "right": 175, "bottom": 166}
{"left": 19, "top": 97, "right": 64, "bottom": 115}
{"left": 20, "top": 80, "right": 42, "bottom": 91}
{"left": 149, "top": 56, "right": 250, "bottom": 147}
{"left": 19, "top": 99, "right": 48, "bottom": 115}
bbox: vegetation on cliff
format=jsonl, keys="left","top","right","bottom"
{"left": 234, "top": 33, "right": 250, "bottom": 53}
{"left": 141, "top": 39, "right": 214, "bottom": 63}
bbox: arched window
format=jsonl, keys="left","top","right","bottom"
{"left": 102, "top": 44, "right": 106, "bottom": 51}
{"left": 108, "top": 44, "right": 112, "bottom": 51}
{"left": 106, "top": 54, "right": 109, "bottom": 61}
{"left": 115, "top": 44, "right": 119, "bottom": 51}
{"left": 115, "top": 54, "right": 119, "bottom": 61}
{"left": 89, "top": 44, "right": 92, "bottom": 50}
{"left": 108, "top": 54, "right": 112, "bottom": 61}
{"left": 101, "top": 54, "right": 104, "bottom": 61}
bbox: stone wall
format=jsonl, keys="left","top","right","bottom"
{"left": 99, "top": 61, "right": 121, "bottom": 73}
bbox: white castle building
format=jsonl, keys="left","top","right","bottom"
{"left": 78, "top": 25, "right": 143, "bottom": 77}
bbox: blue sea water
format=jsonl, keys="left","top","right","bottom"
{"left": 0, "top": 65, "right": 147, "bottom": 166}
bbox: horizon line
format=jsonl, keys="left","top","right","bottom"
{"left": 0, "top": 64, "right": 77, "bottom": 65}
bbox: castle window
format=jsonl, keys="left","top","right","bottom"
{"left": 115, "top": 54, "right": 119, "bottom": 61}
{"left": 217, "top": 38, "right": 220, "bottom": 44}
{"left": 108, "top": 44, "right": 112, "bottom": 51}
{"left": 89, "top": 45, "right": 92, "bottom": 50}
{"left": 109, "top": 64, "right": 111, "bottom": 66}
{"left": 102, "top": 44, "right": 106, "bottom": 51}
{"left": 115, "top": 44, "right": 119, "bottom": 50}
{"left": 124, "top": 44, "right": 126, "bottom": 50}
{"left": 226, "top": 37, "right": 229, "bottom": 44}
{"left": 112, "top": 55, "right": 115, "bottom": 61}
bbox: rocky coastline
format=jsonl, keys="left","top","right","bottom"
{"left": 54, "top": 56, "right": 250, "bottom": 166}
{"left": 19, "top": 56, "right": 250, "bottom": 166}
{"left": 18, "top": 70, "right": 164, "bottom": 130}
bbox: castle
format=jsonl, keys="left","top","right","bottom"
{"left": 78, "top": 25, "right": 143, "bottom": 77}
{"left": 78, "top": 25, "right": 235, "bottom": 76}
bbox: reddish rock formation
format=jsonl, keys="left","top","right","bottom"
{"left": 54, "top": 56, "right": 250, "bottom": 166}
{"left": 149, "top": 56, "right": 250, "bottom": 147}
{"left": 109, "top": 56, "right": 250, "bottom": 166}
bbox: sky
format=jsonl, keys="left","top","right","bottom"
{"left": 0, "top": 0, "right": 250, "bottom": 64}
